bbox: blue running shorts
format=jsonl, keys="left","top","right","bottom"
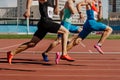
{"left": 61, "top": 21, "right": 79, "bottom": 33}
{"left": 78, "top": 20, "right": 107, "bottom": 40}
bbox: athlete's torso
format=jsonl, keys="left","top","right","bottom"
{"left": 86, "top": 9, "right": 98, "bottom": 20}
{"left": 62, "top": 0, "right": 75, "bottom": 23}
{"left": 39, "top": 0, "right": 54, "bottom": 21}
{"left": 62, "top": 8, "right": 73, "bottom": 23}
{"left": 86, "top": 3, "right": 98, "bottom": 20}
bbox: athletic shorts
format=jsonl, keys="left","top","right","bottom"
{"left": 78, "top": 19, "right": 107, "bottom": 39}
{"left": 61, "top": 21, "right": 79, "bottom": 33}
{"left": 58, "top": 21, "right": 80, "bottom": 38}
{"left": 34, "top": 19, "right": 61, "bottom": 40}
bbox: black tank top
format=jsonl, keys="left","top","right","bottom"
{"left": 39, "top": 0, "right": 54, "bottom": 21}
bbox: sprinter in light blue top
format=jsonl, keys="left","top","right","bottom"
{"left": 62, "top": 8, "right": 72, "bottom": 23}
{"left": 67, "top": 0, "right": 113, "bottom": 54}
{"left": 60, "top": 7, "right": 80, "bottom": 33}
{"left": 42, "top": 0, "right": 82, "bottom": 64}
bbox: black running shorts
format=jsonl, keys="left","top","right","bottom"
{"left": 34, "top": 19, "right": 61, "bottom": 40}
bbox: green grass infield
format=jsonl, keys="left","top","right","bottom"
{"left": 0, "top": 34, "right": 120, "bottom": 39}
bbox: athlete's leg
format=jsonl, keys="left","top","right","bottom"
{"left": 57, "top": 25, "right": 69, "bottom": 55}
{"left": 68, "top": 34, "right": 78, "bottom": 43}
{"left": 67, "top": 24, "right": 91, "bottom": 51}
{"left": 94, "top": 26, "right": 112, "bottom": 54}
{"left": 11, "top": 36, "right": 40, "bottom": 55}
{"left": 43, "top": 37, "right": 61, "bottom": 55}
{"left": 90, "top": 20, "right": 113, "bottom": 54}
{"left": 56, "top": 25, "right": 76, "bottom": 62}
{"left": 68, "top": 27, "right": 82, "bottom": 43}
{"left": 7, "top": 24, "right": 48, "bottom": 64}
{"left": 67, "top": 37, "right": 82, "bottom": 51}
{"left": 7, "top": 36, "right": 41, "bottom": 64}
{"left": 97, "top": 26, "right": 113, "bottom": 45}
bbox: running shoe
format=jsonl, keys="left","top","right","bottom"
{"left": 42, "top": 53, "right": 49, "bottom": 62}
{"left": 94, "top": 44, "right": 104, "bottom": 54}
{"left": 60, "top": 54, "right": 75, "bottom": 62}
{"left": 55, "top": 52, "right": 61, "bottom": 64}
{"left": 7, "top": 51, "right": 13, "bottom": 64}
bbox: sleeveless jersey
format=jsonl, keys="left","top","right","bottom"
{"left": 39, "top": 0, "right": 54, "bottom": 21}
{"left": 86, "top": 3, "right": 98, "bottom": 20}
{"left": 62, "top": 8, "right": 73, "bottom": 23}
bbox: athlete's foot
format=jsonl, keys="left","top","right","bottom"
{"left": 42, "top": 53, "right": 49, "bottom": 62}
{"left": 7, "top": 51, "right": 13, "bottom": 64}
{"left": 55, "top": 52, "right": 61, "bottom": 64}
{"left": 60, "top": 54, "right": 75, "bottom": 62}
{"left": 94, "top": 44, "right": 104, "bottom": 54}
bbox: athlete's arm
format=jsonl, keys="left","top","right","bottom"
{"left": 54, "top": 0, "right": 59, "bottom": 15}
{"left": 23, "top": 0, "right": 33, "bottom": 18}
{"left": 67, "top": 0, "right": 77, "bottom": 14}
{"left": 76, "top": 0, "right": 93, "bottom": 12}
{"left": 59, "top": 9, "right": 64, "bottom": 21}
{"left": 76, "top": 1, "right": 88, "bottom": 19}
{"left": 97, "top": 0, "right": 102, "bottom": 20}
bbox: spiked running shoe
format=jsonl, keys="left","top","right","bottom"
{"left": 60, "top": 54, "right": 75, "bottom": 62}
{"left": 42, "top": 53, "right": 49, "bottom": 62}
{"left": 55, "top": 52, "right": 61, "bottom": 64}
{"left": 94, "top": 44, "right": 104, "bottom": 54}
{"left": 7, "top": 51, "right": 13, "bottom": 64}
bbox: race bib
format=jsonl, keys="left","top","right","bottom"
{"left": 94, "top": 11, "right": 98, "bottom": 20}
{"left": 47, "top": 6, "right": 54, "bottom": 18}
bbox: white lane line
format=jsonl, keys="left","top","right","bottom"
{"left": 0, "top": 74, "right": 120, "bottom": 77}
{"left": 0, "top": 44, "right": 21, "bottom": 50}
{"left": 1, "top": 68, "right": 120, "bottom": 71}
{"left": 80, "top": 42, "right": 94, "bottom": 54}
{"left": 0, "top": 48, "right": 120, "bottom": 55}
{"left": 80, "top": 42, "right": 86, "bottom": 48}
{"left": 88, "top": 50, "right": 93, "bottom": 53}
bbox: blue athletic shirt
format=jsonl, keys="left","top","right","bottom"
{"left": 86, "top": 3, "right": 98, "bottom": 20}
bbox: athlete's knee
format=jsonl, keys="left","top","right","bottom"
{"left": 62, "top": 27, "right": 69, "bottom": 34}
{"left": 74, "top": 38, "right": 81, "bottom": 45}
{"left": 106, "top": 26, "right": 113, "bottom": 33}
{"left": 109, "top": 27, "right": 113, "bottom": 33}
{"left": 58, "top": 40, "right": 61, "bottom": 44}
{"left": 52, "top": 40, "right": 61, "bottom": 46}
{"left": 65, "top": 29, "right": 69, "bottom": 34}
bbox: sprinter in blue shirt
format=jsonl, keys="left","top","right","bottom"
{"left": 66, "top": 0, "right": 112, "bottom": 54}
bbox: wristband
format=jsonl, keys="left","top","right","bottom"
{"left": 78, "top": 12, "right": 82, "bottom": 14}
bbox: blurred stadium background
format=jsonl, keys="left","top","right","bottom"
{"left": 0, "top": 0, "right": 120, "bottom": 34}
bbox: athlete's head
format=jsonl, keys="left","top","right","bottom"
{"left": 39, "top": 0, "right": 47, "bottom": 2}
{"left": 93, "top": 0, "right": 102, "bottom": 7}
{"left": 93, "top": 0, "right": 98, "bottom": 3}
{"left": 72, "top": 0, "right": 75, "bottom": 3}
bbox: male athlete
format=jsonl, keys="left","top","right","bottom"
{"left": 7, "top": 0, "right": 72, "bottom": 64}
{"left": 55, "top": 0, "right": 113, "bottom": 64}
{"left": 67, "top": 0, "right": 112, "bottom": 53}
{"left": 41, "top": 0, "right": 82, "bottom": 64}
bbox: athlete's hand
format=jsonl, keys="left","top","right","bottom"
{"left": 23, "top": 9, "right": 30, "bottom": 18}
{"left": 79, "top": 13, "right": 85, "bottom": 20}
{"left": 54, "top": 6, "right": 59, "bottom": 15}
{"left": 98, "top": 0, "right": 102, "bottom": 7}
{"left": 85, "top": 0, "right": 92, "bottom": 4}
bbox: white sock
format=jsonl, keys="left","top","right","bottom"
{"left": 97, "top": 43, "right": 102, "bottom": 47}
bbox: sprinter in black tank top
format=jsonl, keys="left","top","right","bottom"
{"left": 7, "top": 0, "right": 74, "bottom": 65}
{"left": 39, "top": 0, "right": 54, "bottom": 20}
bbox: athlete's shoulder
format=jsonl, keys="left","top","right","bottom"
{"left": 67, "top": 0, "right": 73, "bottom": 4}
{"left": 91, "top": 2, "right": 98, "bottom": 12}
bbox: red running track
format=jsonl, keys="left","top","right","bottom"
{"left": 0, "top": 39, "right": 120, "bottom": 80}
